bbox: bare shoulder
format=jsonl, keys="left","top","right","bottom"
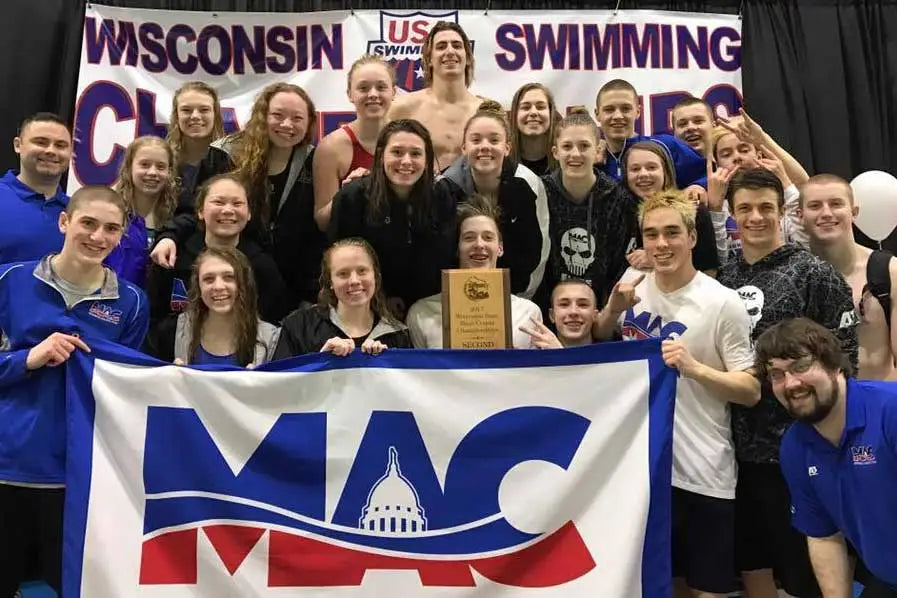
{"left": 389, "top": 91, "right": 425, "bottom": 118}
{"left": 317, "top": 127, "right": 352, "bottom": 155}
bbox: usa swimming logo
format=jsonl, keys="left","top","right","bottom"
{"left": 367, "top": 11, "right": 473, "bottom": 92}
{"left": 621, "top": 308, "right": 687, "bottom": 341}
{"left": 169, "top": 278, "right": 188, "bottom": 312}
{"left": 88, "top": 302, "right": 122, "bottom": 324}
{"left": 138, "top": 406, "right": 595, "bottom": 588}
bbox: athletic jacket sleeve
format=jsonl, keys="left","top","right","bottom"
{"left": 656, "top": 134, "right": 706, "bottom": 188}
{"left": 510, "top": 169, "right": 550, "bottom": 300}
{"left": 710, "top": 210, "right": 730, "bottom": 265}
{"left": 154, "top": 213, "right": 199, "bottom": 246}
{"left": 252, "top": 253, "right": 291, "bottom": 324}
{"left": 327, "top": 180, "right": 366, "bottom": 243}
{"left": 271, "top": 309, "right": 311, "bottom": 359}
{"left": 805, "top": 260, "right": 860, "bottom": 370}
{"left": 0, "top": 344, "right": 30, "bottom": 390}
{"left": 781, "top": 184, "right": 809, "bottom": 247}
{"left": 120, "top": 285, "right": 150, "bottom": 350}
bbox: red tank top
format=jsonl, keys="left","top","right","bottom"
{"left": 342, "top": 125, "right": 374, "bottom": 171}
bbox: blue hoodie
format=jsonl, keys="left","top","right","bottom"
{"left": 602, "top": 134, "right": 707, "bottom": 189}
{"left": 0, "top": 256, "right": 149, "bottom": 484}
{"left": 0, "top": 170, "right": 69, "bottom": 264}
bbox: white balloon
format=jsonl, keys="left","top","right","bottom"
{"left": 851, "top": 170, "right": 897, "bottom": 241}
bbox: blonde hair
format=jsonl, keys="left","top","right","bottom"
{"left": 114, "top": 136, "right": 177, "bottom": 226}
{"left": 638, "top": 189, "right": 697, "bottom": 233}
{"left": 508, "top": 83, "right": 560, "bottom": 168}
{"left": 227, "top": 83, "right": 317, "bottom": 225}
{"left": 346, "top": 54, "right": 396, "bottom": 91}
{"left": 167, "top": 81, "right": 225, "bottom": 169}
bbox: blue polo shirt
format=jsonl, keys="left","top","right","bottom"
{"left": 779, "top": 378, "right": 897, "bottom": 587}
{"left": 0, "top": 170, "right": 68, "bottom": 264}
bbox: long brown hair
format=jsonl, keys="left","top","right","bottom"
{"left": 366, "top": 119, "right": 436, "bottom": 228}
{"left": 317, "top": 238, "right": 397, "bottom": 324}
{"left": 114, "top": 135, "right": 177, "bottom": 226}
{"left": 228, "top": 83, "right": 317, "bottom": 225}
{"left": 186, "top": 246, "right": 260, "bottom": 367}
{"left": 509, "top": 83, "right": 560, "bottom": 169}
{"left": 167, "top": 81, "right": 225, "bottom": 170}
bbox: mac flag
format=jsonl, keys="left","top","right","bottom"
{"left": 64, "top": 339, "right": 676, "bottom": 597}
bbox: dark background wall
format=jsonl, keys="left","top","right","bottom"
{"left": 5, "top": 0, "right": 895, "bottom": 184}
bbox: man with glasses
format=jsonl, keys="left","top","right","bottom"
{"left": 717, "top": 168, "right": 859, "bottom": 598}
{"left": 756, "top": 317, "right": 897, "bottom": 598}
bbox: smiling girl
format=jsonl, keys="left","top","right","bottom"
{"left": 313, "top": 55, "right": 396, "bottom": 231}
{"left": 105, "top": 136, "right": 177, "bottom": 288}
{"left": 437, "top": 101, "right": 550, "bottom": 299}
{"left": 509, "top": 83, "right": 560, "bottom": 176}
{"left": 274, "top": 238, "right": 411, "bottom": 357}
{"left": 328, "top": 119, "right": 455, "bottom": 317}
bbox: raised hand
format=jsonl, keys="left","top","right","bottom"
{"left": 519, "top": 316, "right": 564, "bottom": 349}
{"left": 756, "top": 144, "right": 791, "bottom": 186}
{"left": 606, "top": 273, "right": 645, "bottom": 315}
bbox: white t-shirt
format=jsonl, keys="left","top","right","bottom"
{"left": 618, "top": 271, "right": 754, "bottom": 499}
{"left": 407, "top": 293, "right": 542, "bottom": 349}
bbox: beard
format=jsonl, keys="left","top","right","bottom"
{"left": 784, "top": 373, "right": 840, "bottom": 424}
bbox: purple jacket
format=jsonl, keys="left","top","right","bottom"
{"left": 105, "top": 216, "right": 151, "bottom": 288}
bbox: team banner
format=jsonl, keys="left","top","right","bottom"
{"left": 72, "top": 4, "right": 742, "bottom": 188}
{"left": 64, "top": 339, "right": 676, "bottom": 597}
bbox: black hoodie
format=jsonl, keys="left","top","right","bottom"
{"left": 717, "top": 244, "right": 859, "bottom": 464}
{"left": 328, "top": 177, "right": 456, "bottom": 309}
{"left": 436, "top": 157, "right": 550, "bottom": 299}
{"left": 539, "top": 167, "right": 639, "bottom": 308}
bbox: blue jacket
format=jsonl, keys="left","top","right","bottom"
{"left": 0, "top": 170, "right": 69, "bottom": 264}
{"left": 602, "top": 134, "right": 707, "bottom": 189}
{"left": 105, "top": 215, "right": 150, "bottom": 288}
{"left": 0, "top": 256, "right": 149, "bottom": 484}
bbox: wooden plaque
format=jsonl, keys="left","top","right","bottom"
{"left": 441, "top": 268, "right": 513, "bottom": 349}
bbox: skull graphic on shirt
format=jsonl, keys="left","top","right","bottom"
{"left": 737, "top": 285, "right": 765, "bottom": 333}
{"left": 561, "top": 227, "right": 595, "bottom": 277}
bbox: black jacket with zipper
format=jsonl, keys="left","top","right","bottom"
{"left": 435, "top": 157, "right": 550, "bottom": 300}
{"left": 328, "top": 177, "right": 456, "bottom": 309}
{"left": 273, "top": 304, "right": 412, "bottom": 357}
{"left": 156, "top": 140, "right": 327, "bottom": 309}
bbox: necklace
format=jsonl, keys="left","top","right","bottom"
{"left": 606, "top": 138, "right": 628, "bottom": 178}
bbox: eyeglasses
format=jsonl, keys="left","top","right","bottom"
{"left": 767, "top": 356, "right": 816, "bottom": 384}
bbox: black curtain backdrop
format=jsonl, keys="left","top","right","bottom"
{"left": 4, "top": 0, "right": 897, "bottom": 241}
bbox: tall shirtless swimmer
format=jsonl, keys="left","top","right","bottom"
{"left": 387, "top": 21, "right": 483, "bottom": 172}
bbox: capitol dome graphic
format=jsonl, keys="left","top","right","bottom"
{"left": 359, "top": 446, "right": 427, "bottom": 534}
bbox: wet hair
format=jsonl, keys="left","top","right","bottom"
{"left": 554, "top": 106, "right": 601, "bottom": 142}
{"left": 114, "top": 136, "right": 177, "bottom": 226}
{"left": 726, "top": 167, "right": 784, "bottom": 212}
{"left": 317, "top": 237, "right": 397, "bottom": 324}
{"left": 346, "top": 54, "right": 396, "bottom": 90}
{"left": 420, "top": 21, "right": 475, "bottom": 87}
{"left": 799, "top": 173, "right": 854, "bottom": 208}
{"left": 639, "top": 188, "right": 697, "bottom": 234}
{"left": 227, "top": 82, "right": 317, "bottom": 225}
{"left": 66, "top": 185, "right": 128, "bottom": 226}
{"left": 508, "top": 83, "right": 561, "bottom": 169}
{"left": 167, "top": 81, "right": 225, "bottom": 168}
{"left": 622, "top": 140, "right": 677, "bottom": 193}
{"left": 186, "top": 246, "right": 260, "bottom": 367}
{"left": 17, "top": 112, "right": 71, "bottom": 137}
{"left": 366, "top": 119, "right": 436, "bottom": 228}
{"left": 754, "top": 317, "right": 853, "bottom": 380}
{"left": 595, "top": 79, "right": 638, "bottom": 107}
{"left": 462, "top": 100, "right": 510, "bottom": 142}
{"left": 457, "top": 193, "right": 502, "bottom": 241}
